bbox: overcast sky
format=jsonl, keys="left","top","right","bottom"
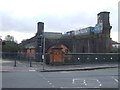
{"left": 0, "top": 0, "right": 119, "bottom": 43}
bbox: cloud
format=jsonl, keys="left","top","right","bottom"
{"left": 0, "top": 0, "right": 118, "bottom": 33}
{"left": 34, "top": 12, "right": 97, "bottom": 33}
{"left": 0, "top": 0, "right": 119, "bottom": 42}
{"left": 0, "top": 11, "right": 36, "bottom": 33}
{"left": 0, "top": 9, "right": 117, "bottom": 34}
{"left": 0, "top": 12, "right": 94, "bottom": 32}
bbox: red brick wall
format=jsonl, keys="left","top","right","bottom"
{"left": 26, "top": 49, "right": 36, "bottom": 59}
{"left": 50, "top": 49, "right": 64, "bottom": 63}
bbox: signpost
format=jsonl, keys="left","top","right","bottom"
{"left": 42, "top": 35, "right": 45, "bottom": 70}
{"left": 40, "top": 32, "right": 45, "bottom": 70}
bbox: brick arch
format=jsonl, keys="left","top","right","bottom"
{"left": 47, "top": 44, "right": 71, "bottom": 53}
{"left": 45, "top": 39, "right": 73, "bottom": 53}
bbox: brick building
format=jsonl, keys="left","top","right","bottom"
{"left": 19, "top": 11, "right": 112, "bottom": 62}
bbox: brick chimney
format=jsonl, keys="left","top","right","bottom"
{"left": 36, "top": 22, "right": 44, "bottom": 36}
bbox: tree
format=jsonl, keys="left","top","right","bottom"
{"left": 2, "top": 35, "right": 19, "bottom": 53}
{"left": 2, "top": 41, "right": 19, "bottom": 53}
{"left": 2, "top": 40, "right": 19, "bottom": 59}
{"left": 5, "top": 35, "right": 14, "bottom": 42}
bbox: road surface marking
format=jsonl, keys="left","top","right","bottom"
{"left": 48, "top": 82, "right": 55, "bottom": 88}
{"left": 72, "top": 79, "right": 74, "bottom": 84}
{"left": 72, "top": 78, "right": 87, "bottom": 86}
{"left": 112, "top": 76, "right": 118, "bottom": 83}
{"left": 83, "top": 80, "right": 87, "bottom": 86}
{"left": 72, "top": 78, "right": 101, "bottom": 88}
{"left": 59, "top": 71, "right": 71, "bottom": 73}
{"left": 39, "top": 73, "right": 55, "bottom": 88}
{"left": 29, "top": 70, "right": 36, "bottom": 71}
{"left": 97, "top": 80, "right": 102, "bottom": 87}
{"left": 60, "top": 87, "right": 81, "bottom": 88}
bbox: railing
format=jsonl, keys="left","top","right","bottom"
{"left": 2, "top": 52, "right": 44, "bottom": 67}
{"left": 1, "top": 52, "right": 120, "bottom": 66}
{"left": 45, "top": 53, "right": 119, "bottom": 65}
{"left": 2, "top": 52, "right": 43, "bottom": 62}
{"left": 63, "top": 53, "right": 119, "bottom": 65}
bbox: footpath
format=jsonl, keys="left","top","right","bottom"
{"left": 0, "top": 59, "right": 119, "bottom": 72}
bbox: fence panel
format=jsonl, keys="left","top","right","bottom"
{"left": 64, "top": 53, "right": 119, "bottom": 65}
{"left": 2, "top": 52, "right": 44, "bottom": 67}
{"left": 2, "top": 52, "right": 119, "bottom": 66}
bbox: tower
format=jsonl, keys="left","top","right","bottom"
{"left": 36, "top": 22, "right": 44, "bottom": 36}
{"left": 36, "top": 22, "right": 44, "bottom": 61}
{"left": 97, "top": 11, "right": 112, "bottom": 36}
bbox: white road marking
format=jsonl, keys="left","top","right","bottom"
{"left": 83, "top": 80, "right": 87, "bottom": 86}
{"left": 72, "top": 78, "right": 87, "bottom": 86}
{"left": 97, "top": 80, "right": 102, "bottom": 87}
{"left": 72, "top": 78, "right": 101, "bottom": 88}
{"left": 38, "top": 73, "right": 55, "bottom": 87}
{"left": 112, "top": 76, "right": 118, "bottom": 83}
{"left": 72, "top": 78, "right": 75, "bottom": 84}
{"left": 48, "top": 82, "right": 55, "bottom": 88}
{"left": 59, "top": 71, "right": 71, "bottom": 73}
{"left": 29, "top": 70, "right": 36, "bottom": 71}
{"left": 60, "top": 87, "right": 81, "bottom": 88}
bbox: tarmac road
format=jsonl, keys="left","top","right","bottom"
{"left": 2, "top": 68, "right": 119, "bottom": 88}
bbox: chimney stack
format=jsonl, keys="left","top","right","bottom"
{"left": 37, "top": 22, "right": 44, "bottom": 35}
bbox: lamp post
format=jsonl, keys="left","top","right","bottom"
{"left": 39, "top": 35, "right": 43, "bottom": 62}
{"left": 40, "top": 33, "right": 45, "bottom": 70}
{"left": 42, "top": 36, "right": 45, "bottom": 70}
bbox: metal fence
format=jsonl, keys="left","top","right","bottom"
{"left": 46, "top": 53, "right": 119, "bottom": 65}
{"left": 2, "top": 52, "right": 44, "bottom": 67}
{"left": 63, "top": 53, "right": 119, "bottom": 65}
{"left": 2, "top": 52, "right": 43, "bottom": 62}
{"left": 2, "top": 52, "right": 119, "bottom": 66}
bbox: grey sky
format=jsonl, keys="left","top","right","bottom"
{"left": 0, "top": 0, "right": 119, "bottom": 43}
{"left": 0, "top": 11, "right": 96, "bottom": 32}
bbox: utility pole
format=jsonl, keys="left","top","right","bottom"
{"left": 88, "top": 39, "right": 90, "bottom": 53}
{"left": 42, "top": 35, "right": 45, "bottom": 70}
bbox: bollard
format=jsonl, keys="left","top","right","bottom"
{"left": 29, "top": 58, "right": 32, "bottom": 67}
{"left": 14, "top": 58, "right": 16, "bottom": 67}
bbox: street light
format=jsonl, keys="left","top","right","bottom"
{"left": 39, "top": 35, "right": 43, "bottom": 62}
{"left": 40, "top": 34, "right": 45, "bottom": 70}
{"left": 42, "top": 36, "right": 45, "bottom": 70}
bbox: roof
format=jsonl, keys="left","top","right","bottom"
{"left": 112, "top": 43, "right": 120, "bottom": 45}
{"left": 97, "top": 11, "right": 110, "bottom": 15}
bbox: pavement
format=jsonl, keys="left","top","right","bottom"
{"left": 0, "top": 59, "right": 119, "bottom": 72}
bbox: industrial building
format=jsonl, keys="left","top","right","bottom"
{"left": 19, "top": 11, "right": 112, "bottom": 63}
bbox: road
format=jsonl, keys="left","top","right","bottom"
{"left": 2, "top": 68, "right": 119, "bottom": 89}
